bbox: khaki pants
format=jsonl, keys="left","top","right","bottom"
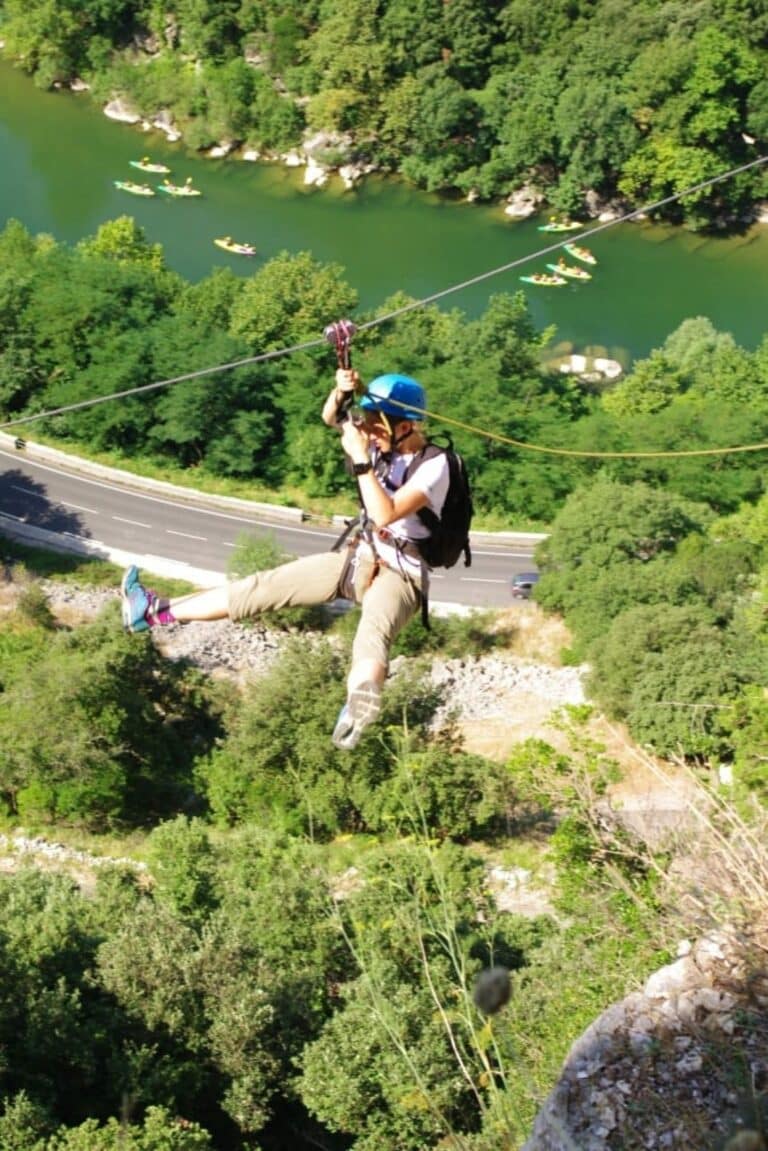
{"left": 227, "top": 550, "right": 422, "bottom": 669}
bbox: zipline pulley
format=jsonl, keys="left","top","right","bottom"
{"left": 323, "top": 319, "right": 357, "bottom": 370}
{"left": 324, "top": 318, "right": 358, "bottom": 423}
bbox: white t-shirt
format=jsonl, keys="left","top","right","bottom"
{"left": 369, "top": 449, "right": 450, "bottom": 576}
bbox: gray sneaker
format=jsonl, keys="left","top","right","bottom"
{"left": 332, "top": 683, "right": 382, "bottom": 750}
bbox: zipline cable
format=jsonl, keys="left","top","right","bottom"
{"left": 380, "top": 398, "right": 768, "bottom": 458}
{"left": 1, "top": 153, "right": 768, "bottom": 462}
{"left": 357, "top": 152, "right": 768, "bottom": 326}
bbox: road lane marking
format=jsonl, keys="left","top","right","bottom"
{"left": 167, "top": 529, "right": 208, "bottom": 541}
{"left": 460, "top": 577, "right": 507, "bottom": 584}
{"left": 113, "top": 516, "right": 152, "bottom": 528}
{"left": 0, "top": 451, "right": 327, "bottom": 533}
{"left": 9, "top": 482, "right": 99, "bottom": 516}
{"left": 63, "top": 501, "right": 99, "bottom": 514}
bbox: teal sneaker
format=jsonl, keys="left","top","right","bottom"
{"left": 332, "top": 683, "right": 382, "bottom": 750}
{"left": 121, "top": 565, "right": 150, "bottom": 632}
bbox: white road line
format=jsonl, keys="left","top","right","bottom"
{"left": 223, "top": 541, "right": 237, "bottom": 547}
{"left": 473, "top": 549, "right": 536, "bottom": 558}
{"left": 10, "top": 483, "right": 39, "bottom": 497}
{"left": 460, "top": 577, "right": 507, "bottom": 584}
{"left": 63, "top": 501, "right": 99, "bottom": 514}
{"left": 113, "top": 516, "right": 152, "bottom": 528}
{"left": 167, "top": 529, "right": 208, "bottom": 541}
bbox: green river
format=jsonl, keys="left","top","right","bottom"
{"left": 2, "top": 59, "right": 767, "bottom": 368}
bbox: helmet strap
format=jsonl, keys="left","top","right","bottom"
{"left": 392, "top": 422, "right": 414, "bottom": 450}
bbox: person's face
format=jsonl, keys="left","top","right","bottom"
{"left": 359, "top": 410, "right": 411, "bottom": 450}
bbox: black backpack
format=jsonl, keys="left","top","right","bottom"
{"left": 404, "top": 435, "right": 473, "bottom": 571}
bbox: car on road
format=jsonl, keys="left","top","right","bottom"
{"left": 510, "top": 571, "right": 540, "bottom": 599}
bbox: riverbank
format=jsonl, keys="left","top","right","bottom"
{"left": 2, "top": 57, "right": 768, "bottom": 364}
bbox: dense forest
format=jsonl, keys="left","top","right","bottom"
{"left": 1, "top": 0, "right": 768, "bottom": 223}
{"left": 3, "top": 217, "right": 768, "bottom": 526}
{"left": 0, "top": 1, "right": 767, "bottom": 1146}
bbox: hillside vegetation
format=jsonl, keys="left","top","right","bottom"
{"left": 0, "top": 477, "right": 765, "bottom": 1146}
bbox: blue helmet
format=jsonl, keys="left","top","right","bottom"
{"left": 359, "top": 373, "right": 426, "bottom": 421}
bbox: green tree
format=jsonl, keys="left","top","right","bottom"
{"left": 200, "top": 640, "right": 443, "bottom": 835}
{"left": 46, "top": 1107, "right": 212, "bottom": 1150}
{"left": 588, "top": 602, "right": 720, "bottom": 718}
{"left": 0, "top": 1091, "right": 50, "bottom": 1150}
{"left": 147, "top": 817, "right": 221, "bottom": 927}
{"left": 77, "top": 218, "right": 166, "bottom": 273}
{"left": 228, "top": 251, "right": 357, "bottom": 350}
{"left": 0, "top": 614, "right": 220, "bottom": 829}
{"left": 626, "top": 635, "right": 743, "bottom": 758}
{"left": 601, "top": 351, "right": 685, "bottom": 417}
{"left": 535, "top": 475, "right": 712, "bottom": 621}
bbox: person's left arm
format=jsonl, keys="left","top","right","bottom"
{"left": 339, "top": 422, "right": 428, "bottom": 528}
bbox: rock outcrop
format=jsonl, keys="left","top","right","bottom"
{"left": 523, "top": 927, "right": 768, "bottom": 1151}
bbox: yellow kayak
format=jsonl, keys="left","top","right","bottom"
{"left": 130, "top": 158, "right": 171, "bottom": 174}
{"left": 520, "top": 273, "right": 567, "bottom": 286}
{"left": 214, "top": 237, "right": 257, "bottom": 256}
{"left": 114, "top": 180, "right": 155, "bottom": 196}
{"left": 157, "top": 180, "right": 202, "bottom": 197}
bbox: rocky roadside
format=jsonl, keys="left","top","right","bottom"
{"left": 43, "top": 583, "right": 587, "bottom": 732}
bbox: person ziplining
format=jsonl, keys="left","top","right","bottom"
{"left": 121, "top": 364, "right": 460, "bottom": 750}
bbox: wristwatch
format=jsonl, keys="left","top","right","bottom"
{"left": 353, "top": 461, "right": 373, "bottom": 475}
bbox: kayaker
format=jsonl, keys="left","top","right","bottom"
{"left": 120, "top": 369, "right": 450, "bottom": 751}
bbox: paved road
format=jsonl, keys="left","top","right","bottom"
{"left": 0, "top": 445, "right": 539, "bottom": 608}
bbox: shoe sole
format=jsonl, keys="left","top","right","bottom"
{"left": 332, "top": 685, "right": 382, "bottom": 750}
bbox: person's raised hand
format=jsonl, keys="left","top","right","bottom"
{"left": 335, "top": 367, "right": 360, "bottom": 393}
{"left": 340, "top": 418, "right": 370, "bottom": 465}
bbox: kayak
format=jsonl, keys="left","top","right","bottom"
{"left": 564, "top": 243, "right": 597, "bottom": 266}
{"left": 157, "top": 181, "right": 202, "bottom": 197}
{"left": 538, "top": 220, "right": 582, "bottom": 232}
{"left": 214, "top": 237, "right": 257, "bottom": 256}
{"left": 546, "top": 262, "right": 592, "bottom": 281}
{"left": 520, "top": 273, "right": 567, "bottom": 286}
{"left": 130, "top": 159, "right": 171, "bottom": 174}
{"left": 114, "top": 180, "right": 155, "bottom": 196}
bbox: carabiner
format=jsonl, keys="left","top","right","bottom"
{"left": 323, "top": 318, "right": 357, "bottom": 369}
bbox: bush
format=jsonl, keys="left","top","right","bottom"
{"left": 199, "top": 639, "right": 446, "bottom": 836}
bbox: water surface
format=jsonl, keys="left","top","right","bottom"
{"left": 2, "top": 60, "right": 767, "bottom": 366}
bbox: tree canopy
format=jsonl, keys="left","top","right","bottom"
{"left": 2, "top": 0, "right": 768, "bottom": 222}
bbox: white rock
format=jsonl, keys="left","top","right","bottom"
{"left": 104, "top": 99, "right": 140, "bottom": 124}
{"left": 304, "top": 156, "right": 329, "bottom": 187}
{"left": 504, "top": 184, "right": 543, "bottom": 218}
{"left": 644, "top": 958, "right": 692, "bottom": 999}
{"left": 207, "top": 142, "right": 235, "bottom": 158}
